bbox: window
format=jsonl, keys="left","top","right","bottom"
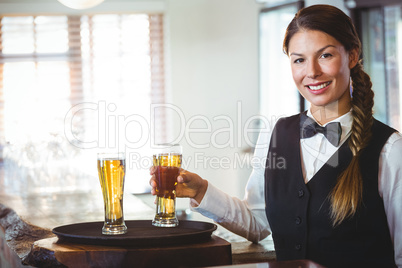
{"left": 259, "top": 1, "right": 305, "bottom": 122}
{"left": 0, "top": 14, "right": 165, "bottom": 194}
{"left": 352, "top": 1, "right": 402, "bottom": 131}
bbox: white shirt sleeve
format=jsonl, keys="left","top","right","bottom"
{"left": 190, "top": 113, "right": 402, "bottom": 266}
{"left": 378, "top": 132, "right": 402, "bottom": 267}
{"left": 190, "top": 130, "right": 271, "bottom": 243}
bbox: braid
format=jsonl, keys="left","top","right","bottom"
{"left": 349, "top": 61, "right": 374, "bottom": 155}
{"left": 330, "top": 61, "right": 375, "bottom": 226}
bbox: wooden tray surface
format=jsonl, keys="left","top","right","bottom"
{"left": 53, "top": 220, "right": 217, "bottom": 247}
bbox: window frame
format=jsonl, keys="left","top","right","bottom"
{"left": 349, "top": 1, "right": 402, "bottom": 130}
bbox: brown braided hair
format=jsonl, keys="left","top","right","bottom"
{"left": 282, "top": 5, "right": 375, "bottom": 226}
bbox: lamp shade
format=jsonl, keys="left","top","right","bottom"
{"left": 57, "top": 0, "right": 105, "bottom": 9}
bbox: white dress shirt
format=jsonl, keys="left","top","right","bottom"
{"left": 191, "top": 111, "right": 402, "bottom": 267}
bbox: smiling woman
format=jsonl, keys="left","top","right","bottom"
{"left": 287, "top": 30, "right": 358, "bottom": 124}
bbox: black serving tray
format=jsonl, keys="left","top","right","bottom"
{"left": 52, "top": 220, "right": 217, "bottom": 247}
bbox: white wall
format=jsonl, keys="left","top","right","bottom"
{"left": 165, "top": 0, "right": 263, "bottom": 198}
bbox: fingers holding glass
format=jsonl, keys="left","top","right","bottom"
{"left": 152, "top": 144, "right": 182, "bottom": 227}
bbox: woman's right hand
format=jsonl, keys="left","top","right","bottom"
{"left": 149, "top": 167, "right": 208, "bottom": 205}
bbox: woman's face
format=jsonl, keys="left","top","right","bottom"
{"left": 288, "top": 30, "right": 357, "bottom": 114}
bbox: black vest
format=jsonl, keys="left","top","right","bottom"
{"left": 264, "top": 113, "right": 396, "bottom": 268}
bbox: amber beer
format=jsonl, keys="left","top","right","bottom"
{"left": 97, "top": 152, "right": 127, "bottom": 235}
{"left": 152, "top": 144, "right": 182, "bottom": 227}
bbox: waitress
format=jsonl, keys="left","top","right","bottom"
{"left": 150, "top": 5, "right": 402, "bottom": 267}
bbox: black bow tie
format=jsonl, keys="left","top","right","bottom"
{"left": 300, "top": 113, "right": 342, "bottom": 147}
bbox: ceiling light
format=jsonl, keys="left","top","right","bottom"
{"left": 57, "top": 0, "right": 105, "bottom": 10}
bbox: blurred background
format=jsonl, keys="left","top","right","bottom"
{"left": 0, "top": 0, "right": 401, "bottom": 205}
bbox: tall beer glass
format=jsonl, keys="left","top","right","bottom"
{"left": 97, "top": 152, "right": 127, "bottom": 235}
{"left": 152, "top": 144, "right": 182, "bottom": 227}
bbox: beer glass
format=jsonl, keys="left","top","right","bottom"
{"left": 97, "top": 152, "right": 127, "bottom": 235}
{"left": 152, "top": 144, "right": 182, "bottom": 227}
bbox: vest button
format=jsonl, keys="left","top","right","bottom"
{"left": 298, "top": 189, "right": 304, "bottom": 198}
{"left": 295, "top": 244, "right": 302, "bottom": 251}
{"left": 295, "top": 217, "right": 302, "bottom": 225}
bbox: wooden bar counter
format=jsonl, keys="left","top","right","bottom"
{"left": 0, "top": 181, "right": 276, "bottom": 267}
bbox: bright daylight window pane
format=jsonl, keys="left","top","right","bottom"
{"left": 35, "top": 16, "right": 69, "bottom": 53}
{"left": 259, "top": 5, "right": 300, "bottom": 122}
{"left": 3, "top": 62, "right": 70, "bottom": 142}
{"left": 2, "top": 16, "right": 35, "bottom": 54}
{"left": 1, "top": 15, "right": 75, "bottom": 194}
{"left": 80, "top": 14, "right": 152, "bottom": 193}
{"left": 1, "top": 14, "right": 155, "bottom": 194}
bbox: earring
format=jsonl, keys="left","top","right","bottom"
{"left": 349, "top": 77, "right": 353, "bottom": 97}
